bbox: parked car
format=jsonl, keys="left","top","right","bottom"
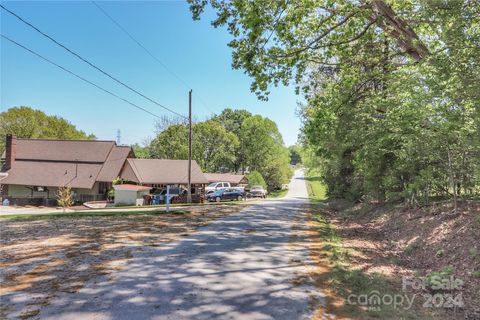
{"left": 205, "top": 182, "right": 244, "bottom": 194}
{"left": 248, "top": 185, "right": 267, "bottom": 198}
{"left": 207, "top": 188, "right": 245, "bottom": 202}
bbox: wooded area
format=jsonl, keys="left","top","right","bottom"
{"left": 190, "top": 0, "right": 479, "bottom": 208}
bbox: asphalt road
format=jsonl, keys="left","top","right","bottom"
{"left": 39, "top": 170, "right": 326, "bottom": 320}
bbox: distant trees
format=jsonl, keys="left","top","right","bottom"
{"left": 239, "top": 115, "right": 291, "bottom": 189}
{"left": 131, "top": 143, "right": 150, "bottom": 159}
{"left": 288, "top": 145, "right": 302, "bottom": 165}
{"left": 149, "top": 109, "right": 292, "bottom": 190}
{"left": 0, "top": 106, "right": 95, "bottom": 154}
{"left": 150, "top": 124, "right": 189, "bottom": 159}
{"left": 149, "top": 119, "right": 239, "bottom": 173}
{"left": 192, "top": 120, "right": 239, "bottom": 172}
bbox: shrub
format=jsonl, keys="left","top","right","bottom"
{"left": 57, "top": 185, "right": 74, "bottom": 211}
{"left": 248, "top": 170, "right": 267, "bottom": 189}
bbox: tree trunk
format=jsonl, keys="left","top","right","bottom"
{"left": 447, "top": 146, "right": 458, "bottom": 214}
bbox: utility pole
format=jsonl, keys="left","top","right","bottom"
{"left": 187, "top": 89, "right": 192, "bottom": 203}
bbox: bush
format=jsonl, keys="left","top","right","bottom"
{"left": 248, "top": 171, "right": 267, "bottom": 189}
{"left": 57, "top": 185, "right": 74, "bottom": 211}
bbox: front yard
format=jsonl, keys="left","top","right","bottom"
{"left": 0, "top": 205, "right": 248, "bottom": 319}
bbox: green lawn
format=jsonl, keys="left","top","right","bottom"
{"left": 304, "top": 170, "right": 327, "bottom": 201}
{"left": 268, "top": 189, "right": 288, "bottom": 198}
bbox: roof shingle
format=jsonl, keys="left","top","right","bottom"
{"left": 122, "top": 159, "right": 209, "bottom": 185}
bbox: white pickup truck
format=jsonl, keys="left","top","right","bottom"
{"left": 205, "top": 182, "right": 244, "bottom": 194}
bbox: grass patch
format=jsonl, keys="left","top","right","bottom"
{"left": 268, "top": 189, "right": 288, "bottom": 198}
{"left": 304, "top": 169, "right": 327, "bottom": 201}
{"left": 403, "top": 242, "right": 419, "bottom": 255}
{"left": 0, "top": 209, "right": 190, "bottom": 221}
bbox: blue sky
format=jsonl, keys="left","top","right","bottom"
{"left": 1, "top": 1, "right": 302, "bottom": 146}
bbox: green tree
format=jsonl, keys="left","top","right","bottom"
{"left": 149, "top": 120, "right": 239, "bottom": 173}
{"left": 248, "top": 170, "right": 267, "bottom": 189}
{"left": 149, "top": 124, "right": 189, "bottom": 159}
{"left": 241, "top": 115, "right": 291, "bottom": 190}
{"left": 0, "top": 106, "right": 95, "bottom": 154}
{"left": 212, "top": 108, "right": 252, "bottom": 172}
{"left": 288, "top": 145, "right": 302, "bottom": 165}
{"left": 190, "top": 0, "right": 480, "bottom": 205}
{"left": 192, "top": 120, "right": 239, "bottom": 172}
{"left": 131, "top": 143, "right": 150, "bottom": 159}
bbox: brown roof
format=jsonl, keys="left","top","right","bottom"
{"left": 10, "top": 138, "right": 115, "bottom": 162}
{"left": 1, "top": 138, "right": 132, "bottom": 189}
{"left": 204, "top": 173, "right": 248, "bottom": 184}
{"left": 1, "top": 160, "right": 101, "bottom": 189}
{"left": 96, "top": 146, "right": 132, "bottom": 182}
{"left": 121, "top": 159, "right": 209, "bottom": 185}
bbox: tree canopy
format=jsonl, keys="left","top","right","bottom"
{"left": 149, "top": 110, "right": 292, "bottom": 190}
{"left": 190, "top": 0, "right": 480, "bottom": 205}
{"left": 0, "top": 106, "right": 96, "bottom": 154}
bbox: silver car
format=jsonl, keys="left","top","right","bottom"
{"left": 248, "top": 185, "right": 267, "bottom": 198}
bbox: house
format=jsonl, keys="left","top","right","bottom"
{"left": 0, "top": 135, "right": 211, "bottom": 206}
{"left": 204, "top": 173, "right": 249, "bottom": 187}
{"left": 0, "top": 135, "right": 133, "bottom": 205}
{"left": 120, "top": 159, "right": 209, "bottom": 202}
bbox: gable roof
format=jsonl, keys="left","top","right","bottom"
{"left": 204, "top": 173, "right": 248, "bottom": 184}
{"left": 1, "top": 138, "right": 132, "bottom": 188}
{"left": 10, "top": 138, "right": 115, "bottom": 163}
{"left": 96, "top": 145, "right": 132, "bottom": 182}
{"left": 121, "top": 159, "right": 209, "bottom": 185}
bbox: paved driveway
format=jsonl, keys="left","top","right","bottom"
{"left": 38, "top": 170, "right": 325, "bottom": 319}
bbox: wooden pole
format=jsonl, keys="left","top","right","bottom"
{"left": 187, "top": 90, "right": 192, "bottom": 203}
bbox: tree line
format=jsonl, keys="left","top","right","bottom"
{"left": 0, "top": 106, "right": 292, "bottom": 191}
{"left": 189, "top": 0, "right": 480, "bottom": 207}
{"left": 142, "top": 108, "right": 292, "bottom": 190}
{"left": 0, "top": 106, "right": 96, "bottom": 153}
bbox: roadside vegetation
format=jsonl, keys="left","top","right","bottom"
{"left": 304, "top": 169, "right": 327, "bottom": 202}
{"left": 267, "top": 189, "right": 287, "bottom": 198}
{"left": 187, "top": 2, "right": 479, "bottom": 318}
{"left": 305, "top": 172, "right": 479, "bottom": 319}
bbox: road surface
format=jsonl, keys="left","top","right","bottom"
{"left": 38, "top": 170, "right": 326, "bottom": 319}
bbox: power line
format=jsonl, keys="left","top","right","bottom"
{"left": 0, "top": 34, "right": 163, "bottom": 119}
{"left": 0, "top": 4, "right": 186, "bottom": 119}
{"left": 90, "top": 1, "right": 216, "bottom": 115}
